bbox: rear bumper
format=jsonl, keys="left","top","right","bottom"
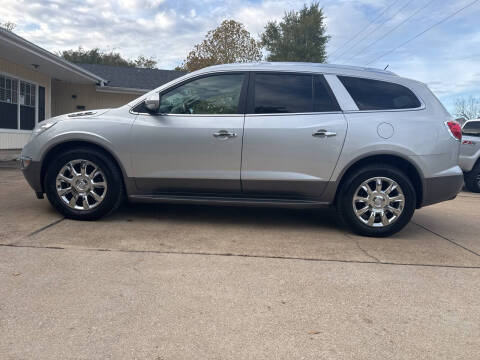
{"left": 420, "top": 174, "right": 464, "bottom": 207}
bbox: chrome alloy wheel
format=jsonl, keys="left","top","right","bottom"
{"left": 352, "top": 177, "right": 405, "bottom": 227}
{"left": 56, "top": 159, "right": 108, "bottom": 210}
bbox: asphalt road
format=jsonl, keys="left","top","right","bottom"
{"left": 1, "top": 168, "right": 479, "bottom": 359}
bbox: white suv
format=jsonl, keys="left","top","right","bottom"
{"left": 20, "top": 62, "right": 464, "bottom": 237}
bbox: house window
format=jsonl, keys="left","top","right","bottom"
{"left": 0, "top": 75, "right": 19, "bottom": 129}
{"left": 0, "top": 74, "right": 43, "bottom": 131}
{"left": 20, "top": 81, "right": 36, "bottom": 130}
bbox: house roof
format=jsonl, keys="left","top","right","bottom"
{"left": 0, "top": 28, "right": 106, "bottom": 84}
{"left": 77, "top": 63, "right": 185, "bottom": 92}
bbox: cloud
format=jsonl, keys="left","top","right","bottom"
{"left": 117, "top": 0, "right": 165, "bottom": 9}
{"left": 1, "top": 0, "right": 478, "bottom": 112}
{"left": 322, "top": 0, "right": 480, "bottom": 111}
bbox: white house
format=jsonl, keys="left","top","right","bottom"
{"left": 0, "top": 28, "right": 184, "bottom": 150}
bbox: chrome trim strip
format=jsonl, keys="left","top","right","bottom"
{"left": 128, "top": 194, "right": 329, "bottom": 208}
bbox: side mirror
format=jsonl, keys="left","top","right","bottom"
{"left": 144, "top": 95, "right": 159, "bottom": 113}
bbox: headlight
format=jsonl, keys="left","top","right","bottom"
{"left": 31, "top": 121, "right": 57, "bottom": 138}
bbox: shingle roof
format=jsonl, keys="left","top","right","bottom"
{"left": 77, "top": 63, "right": 185, "bottom": 90}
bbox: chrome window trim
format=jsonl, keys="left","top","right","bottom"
{"left": 132, "top": 109, "right": 344, "bottom": 117}
{"left": 245, "top": 111, "right": 343, "bottom": 117}
{"left": 342, "top": 106, "right": 426, "bottom": 114}
{"left": 132, "top": 112, "right": 245, "bottom": 117}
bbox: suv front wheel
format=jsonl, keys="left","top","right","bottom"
{"left": 44, "top": 148, "right": 124, "bottom": 220}
{"left": 337, "top": 164, "right": 416, "bottom": 237}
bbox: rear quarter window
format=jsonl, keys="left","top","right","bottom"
{"left": 338, "top": 76, "right": 421, "bottom": 111}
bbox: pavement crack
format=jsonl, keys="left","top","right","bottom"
{"left": 352, "top": 237, "right": 381, "bottom": 263}
{"left": 27, "top": 218, "right": 65, "bottom": 238}
{"left": 412, "top": 221, "right": 480, "bottom": 257}
{"left": 1, "top": 242, "right": 479, "bottom": 269}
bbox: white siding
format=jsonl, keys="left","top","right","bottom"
{"left": 0, "top": 57, "right": 51, "bottom": 149}
{"left": 52, "top": 81, "right": 139, "bottom": 116}
{"left": 0, "top": 132, "right": 30, "bottom": 149}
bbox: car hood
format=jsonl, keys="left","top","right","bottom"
{"left": 39, "top": 108, "right": 110, "bottom": 123}
{"left": 32, "top": 109, "right": 113, "bottom": 134}
{"left": 57, "top": 108, "right": 111, "bottom": 121}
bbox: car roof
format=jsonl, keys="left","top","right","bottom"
{"left": 192, "top": 62, "right": 398, "bottom": 78}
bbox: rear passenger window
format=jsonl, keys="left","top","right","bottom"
{"left": 338, "top": 76, "right": 421, "bottom": 110}
{"left": 254, "top": 73, "right": 312, "bottom": 113}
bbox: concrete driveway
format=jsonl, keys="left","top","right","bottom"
{"left": 1, "top": 167, "right": 479, "bottom": 359}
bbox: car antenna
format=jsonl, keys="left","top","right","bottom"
{"left": 384, "top": 64, "right": 390, "bottom": 70}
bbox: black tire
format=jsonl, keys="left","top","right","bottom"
{"left": 44, "top": 147, "right": 124, "bottom": 220}
{"left": 464, "top": 163, "right": 480, "bottom": 193}
{"left": 336, "top": 164, "right": 416, "bottom": 237}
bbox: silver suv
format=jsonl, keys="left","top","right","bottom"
{"left": 459, "top": 119, "right": 480, "bottom": 192}
{"left": 20, "top": 63, "right": 464, "bottom": 237}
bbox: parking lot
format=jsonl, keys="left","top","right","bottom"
{"left": 1, "top": 167, "right": 479, "bottom": 359}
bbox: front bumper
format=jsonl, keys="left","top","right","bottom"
{"left": 20, "top": 158, "right": 44, "bottom": 198}
{"left": 421, "top": 174, "right": 464, "bottom": 207}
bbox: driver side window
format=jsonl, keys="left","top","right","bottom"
{"left": 159, "top": 73, "right": 244, "bottom": 115}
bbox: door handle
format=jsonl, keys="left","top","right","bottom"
{"left": 213, "top": 130, "right": 237, "bottom": 139}
{"left": 312, "top": 129, "right": 336, "bottom": 137}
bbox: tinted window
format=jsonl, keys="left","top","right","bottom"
{"left": 254, "top": 73, "right": 312, "bottom": 113}
{"left": 314, "top": 76, "right": 340, "bottom": 112}
{"left": 39, "top": 86, "right": 46, "bottom": 122}
{"left": 338, "top": 76, "right": 421, "bottom": 110}
{"left": 0, "top": 75, "right": 18, "bottom": 129}
{"left": 462, "top": 121, "right": 480, "bottom": 136}
{"left": 159, "top": 74, "right": 244, "bottom": 115}
{"left": 20, "top": 80, "right": 36, "bottom": 130}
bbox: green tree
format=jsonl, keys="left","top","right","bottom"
{"left": 261, "top": 2, "right": 329, "bottom": 62}
{"left": 58, "top": 47, "right": 157, "bottom": 69}
{"left": 177, "top": 20, "right": 263, "bottom": 72}
{"left": 0, "top": 21, "right": 16, "bottom": 31}
{"left": 134, "top": 55, "right": 157, "bottom": 69}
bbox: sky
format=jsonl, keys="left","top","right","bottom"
{"left": 1, "top": 0, "right": 479, "bottom": 114}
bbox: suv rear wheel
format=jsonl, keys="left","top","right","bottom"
{"left": 44, "top": 148, "right": 124, "bottom": 220}
{"left": 464, "top": 163, "right": 480, "bottom": 193}
{"left": 337, "top": 164, "right": 416, "bottom": 237}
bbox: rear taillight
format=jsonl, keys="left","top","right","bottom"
{"left": 445, "top": 121, "right": 462, "bottom": 141}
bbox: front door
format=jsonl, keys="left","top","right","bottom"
{"left": 242, "top": 72, "right": 347, "bottom": 199}
{"left": 131, "top": 73, "right": 246, "bottom": 194}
